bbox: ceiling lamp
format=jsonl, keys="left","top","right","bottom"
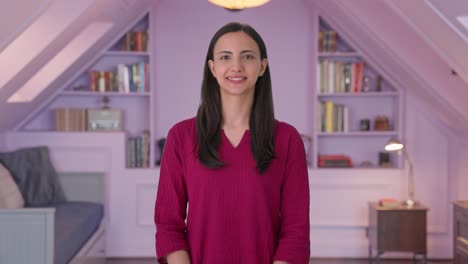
{"left": 208, "top": 0, "right": 271, "bottom": 10}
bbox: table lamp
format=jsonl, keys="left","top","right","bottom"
{"left": 385, "top": 138, "right": 415, "bottom": 207}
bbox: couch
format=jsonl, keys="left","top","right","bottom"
{"left": 0, "top": 146, "right": 105, "bottom": 264}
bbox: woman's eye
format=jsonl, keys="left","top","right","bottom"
{"left": 243, "top": 55, "right": 254, "bottom": 60}
{"left": 220, "top": 55, "right": 230, "bottom": 60}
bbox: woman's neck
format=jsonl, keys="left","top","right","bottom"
{"left": 221, "top": 94, "right": 253, "bottom": 131}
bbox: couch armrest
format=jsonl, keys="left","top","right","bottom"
{"left": 0, "top": 207, "right": 55, "bottom": 214}
{"left": 0, "top": 207, "right": 56, "bottom": 264}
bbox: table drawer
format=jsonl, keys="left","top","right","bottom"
{"left": 455, "top": 208, "right": 468, "bottom": 222}
{"left": 454, "top": 201, "right": 468, "bottom": 264}
{"left": 455, "top": 239, "right": 468, "bottom": 264}
{"left": 455, "top": 214, "right": 468, "bottom": 240}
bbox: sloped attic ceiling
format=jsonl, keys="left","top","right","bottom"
{"left": 0, "top": 0, "right": 52, "bottom": 51}
{"left": 1, "top": 0, "right": 467, "bottom": 135}
{"left": 0, "top": 0, "right": 153, "bottom": 132}
{"left": 309, "top": 0, "right": 468, "bottom": 135}
{"left": 387, "top": 0, "right": 468, "bottom": 87}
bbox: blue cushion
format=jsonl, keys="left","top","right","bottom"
{"left": 53, "top": 201, "right": 104, "bottom": 264}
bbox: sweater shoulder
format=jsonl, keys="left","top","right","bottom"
{"left": 275, "top": 120, "right": 301, "bottom": 139}
{"left": 169, "top": 117, "right": 196, "bottom": 135}
{"left": 167, "top": 117, "right": 197, "bottom": 155}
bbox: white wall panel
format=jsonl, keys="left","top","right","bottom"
{"left": 136, "top": 183, "right": 157, "bottom": 227}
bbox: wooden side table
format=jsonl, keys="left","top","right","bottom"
{"left": 453, "top": 201, "right": 468, "bottom": 263}
{"left": 367, "top": 202, "right": 428, "bottom": 264}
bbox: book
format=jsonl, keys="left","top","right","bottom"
{"left": 318, "top": 154, "right": 352, "bottom": 168}
{"left": 378, "top": 198, "right": 400, "bottom": 208}
{"left": 324, "top": 101, "right": 334, "bottom": 132}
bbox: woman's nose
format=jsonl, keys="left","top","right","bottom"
{"left": 230, "top": 57, "right": 243, "bottom": 71}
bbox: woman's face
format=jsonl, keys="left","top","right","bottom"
{"left": 208, "top": 31, "right": 267, "bottom": 99}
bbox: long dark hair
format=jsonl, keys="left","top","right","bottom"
{"left": 196, "top": 22, "right": 275, "bottom": 174}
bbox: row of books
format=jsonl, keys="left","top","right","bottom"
{"left": 318, "top": 30, "right": 337, "bottom": 52}
{"left": 316, "top": 101, "right": 349, "bottom": 133}
{"left": 317, "top": 60, "right": 364, "bottom": 94}
{"left": 54, "top": 108, "right": 88, "bottom": 131}
{"left": 126, "top": 130, "right": 150, "bottom": 168}
{"left": 119, "top": 31, "right": 149, "bottom": 52}
{"left": 89, "top": 62, "right": 150, "bottom": 93}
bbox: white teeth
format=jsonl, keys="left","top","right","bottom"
{"left": 228, "top": 77, "right": 245, "bottom": 81}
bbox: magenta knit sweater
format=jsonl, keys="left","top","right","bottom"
{"left": 154, "top": 118, "right": 310, "bottom": 264}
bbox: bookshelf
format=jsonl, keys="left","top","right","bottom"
{"left": 313, "top": 17, "right": 402, "bottom": 169}
{"left": 20, "top": 12, "right": 153, "bottom": 169}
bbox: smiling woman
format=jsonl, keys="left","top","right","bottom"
{"left": 154, "top": 22, "right": 310, "bottom": 264}
{"left": 208, "top": 31, "right": 268, "bottom": 101}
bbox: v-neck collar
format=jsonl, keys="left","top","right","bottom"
{"left": 221, "top": 129, "right": 250, "bottom": 149}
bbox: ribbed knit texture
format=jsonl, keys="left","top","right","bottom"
{"left": 155, "top": 118, "right": 310, "bottom": 264}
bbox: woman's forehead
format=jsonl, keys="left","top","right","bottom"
{"left": 214, "top": 31, "right": 260, "bottom": 53}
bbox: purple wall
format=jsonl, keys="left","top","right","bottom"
{"left": 153, "top": 0, "right": 314, "bottom": 138}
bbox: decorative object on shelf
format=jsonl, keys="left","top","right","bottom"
{"left": 362, "top": 75, "right": 371, "bottom": 92}
{"left": 378, "top": 152, "right": 391, "bottom": 167}
{"left": 101, "top": 96, "right": 110, "bottom": 109}
{"left": 374, "top": 115, "right": 390, "bottom": 131}
{"left": 155, "top": 138, "right": 166, "bottom": 166}
{"left": 359, "top": 119, "right": 370, "bottom": 131}
{"left": 300, "top": 134, "right": 312, "bottom": 165}
{"left": 385, "top": 138, "right": 415, "bottom": 207}
{"left": 318, "top": 154, "right": 353, "bottom": 168}
{"left": 87, "top": 96, "right": 122, "bottom": 131}
{"left": 72, "top": 85, "right": 87, "bottom": 91}
{"left": 376, "top": 75, "right": 383, "bottom": 92}
{"left": 208, "top": 0, "right": 270, "bottom": 10}
{"left": 87, "top": 109, "right": 123, "bottom": 131}
{"left": 359, "top": 160, "right": 374, "bottom": 168}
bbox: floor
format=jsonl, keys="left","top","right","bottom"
{"left": 106, "top": 258, "right": 453, "bottom": 264}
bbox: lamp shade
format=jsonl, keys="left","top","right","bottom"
{"left": 208, "top": 0, "right": 271, "bottom": 10}
{"left": 385, "top": 138, "right": 404, "bottom": 152}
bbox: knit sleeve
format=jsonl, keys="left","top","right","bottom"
{"left": 274, "top": 129, "right": 310, "bottom": 263}
{"left": 154, "top": 126, "right": 190, "bottom": 260}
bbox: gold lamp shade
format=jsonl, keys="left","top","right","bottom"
{"left": 384, "top": 138, "right": 404, "bottom": 151}
{"left": 208, "top": 0, "right": 271, "bottom": 10}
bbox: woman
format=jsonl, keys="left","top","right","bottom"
{"left": 155, "top": 22, "right": 310, "bottom": 264}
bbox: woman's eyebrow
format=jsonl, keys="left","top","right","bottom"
{"left": 241, "top": 50, "right": 256, "bottom": 54}
{"left": 217, "top": 50, "right": 256, "bottom": 55}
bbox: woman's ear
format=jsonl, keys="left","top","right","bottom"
{"left": 208, "top": 60, "right": 216, "bottom": 78}
{"left": 259, "top": 58, "right": 268, "bottom": 77}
